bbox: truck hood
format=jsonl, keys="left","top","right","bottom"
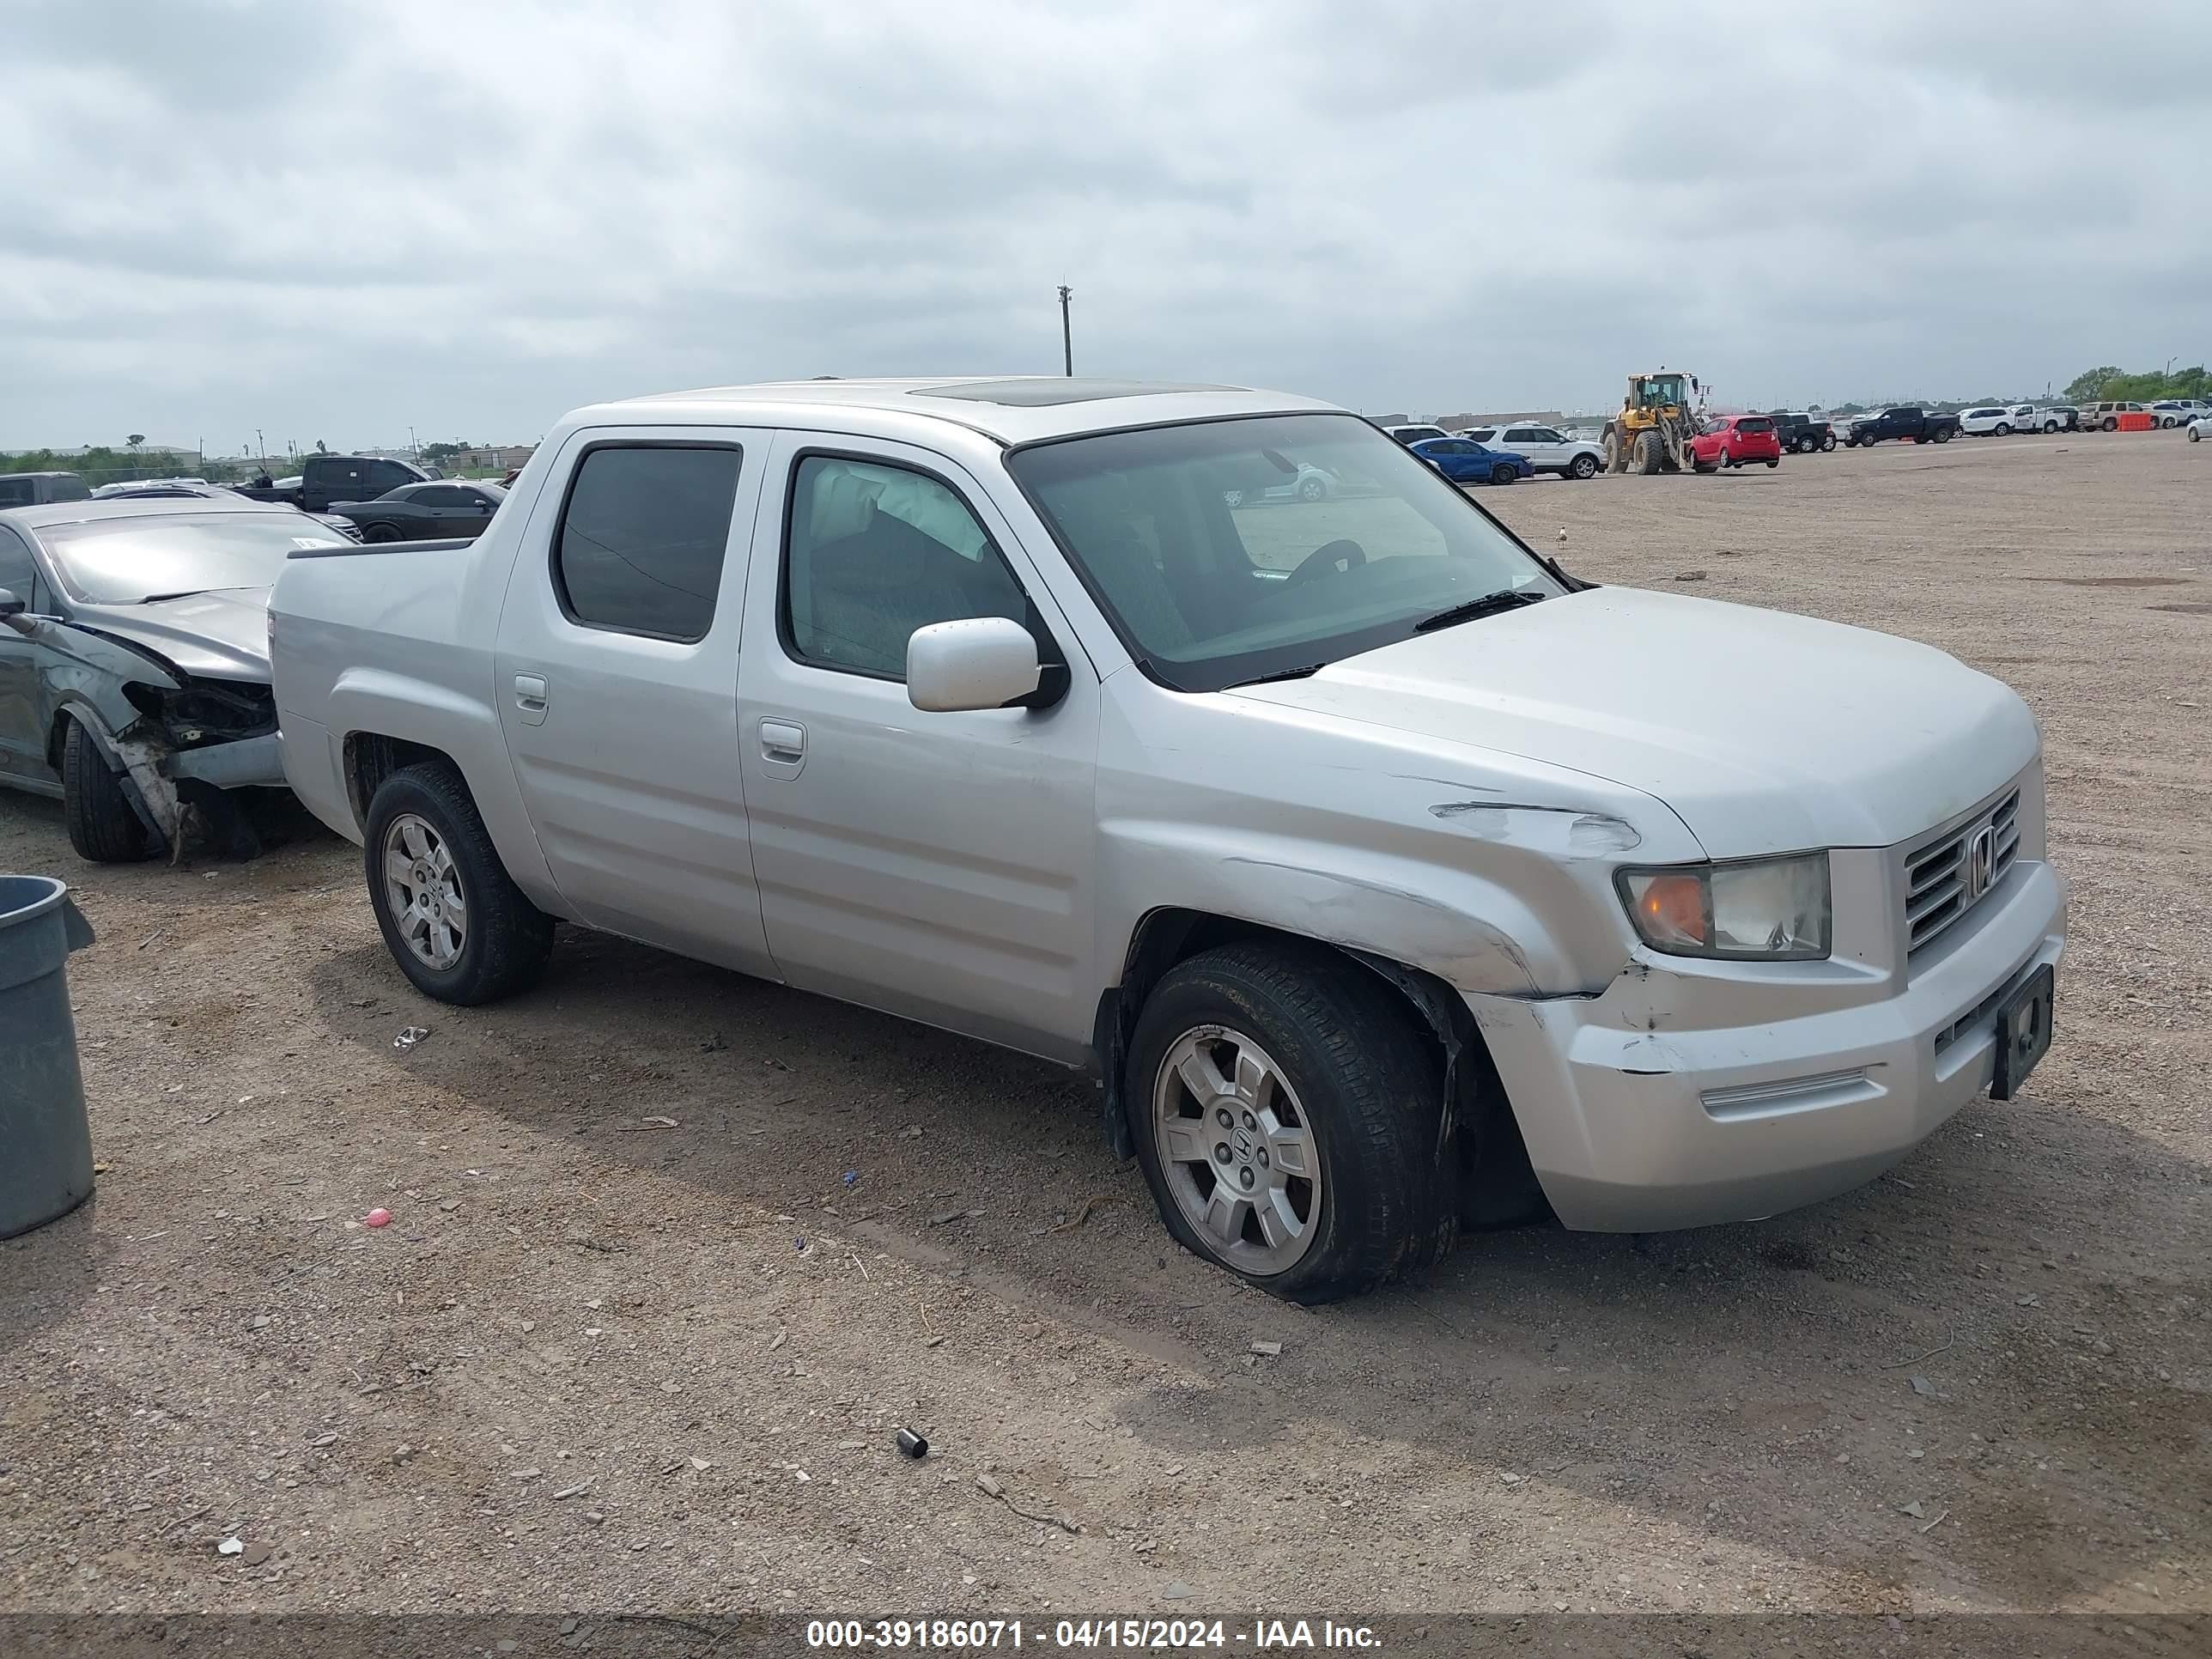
{"left": 71, "top": 587, "right": 272, "bottom": 683}
{"left": 1223, "top": 586, "right": 2037, "bottom": 857}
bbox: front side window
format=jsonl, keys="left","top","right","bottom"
{"left": 554, "top": 443, "right": 741, "bottom": 641}
{"left": 1009, "top": 412, "right": 1559, "bottom": 693}
{"left": 782, "top": 454, "right": 1029, "bottom": 679}
{"left": 0, "top": 524, "right": 36, "bottom": 594}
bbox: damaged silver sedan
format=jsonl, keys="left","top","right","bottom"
{"left": 0, "top": 496, "right": 351, "bottom": 860}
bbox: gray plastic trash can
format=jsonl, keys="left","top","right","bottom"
{"left": 2, "top": 874, "right": 99, "bottom": 1238}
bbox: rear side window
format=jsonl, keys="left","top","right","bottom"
{"left": 554, "top": 443, "right": 742, "bottom": 641}
{"left": 0, "top": 479, "right": 30, "bottom": 507}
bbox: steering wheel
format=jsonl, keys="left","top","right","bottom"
{"left": 1283, "top": 538, "right": 1367, "bottom": 589}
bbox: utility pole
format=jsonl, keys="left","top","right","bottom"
{"left": 1058, "top": 285, "right": 1073, "bottom": 377}
{"left": 256, "top": 429, "right": 265, "bottom": 465}
{"left": 409, "top": 424, "right": 418, "bottom": 460}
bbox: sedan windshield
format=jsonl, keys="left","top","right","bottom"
{"left": 41, "top": 513, "right": 348, "bottom": 605}
{"left": 1006, "top": 413, "right": 1559, "bottom": 691}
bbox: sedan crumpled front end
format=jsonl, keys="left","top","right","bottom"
{"left": 2, "top": 609, "right": 284, "bottom": 854}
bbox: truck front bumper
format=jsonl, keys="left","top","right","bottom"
{"left": 1468, "top": 860, "right": 2067, "bottom": 1233}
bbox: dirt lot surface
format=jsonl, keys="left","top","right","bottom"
{"left": 3, "top": 433, "right": 2207, "bottom": 1623}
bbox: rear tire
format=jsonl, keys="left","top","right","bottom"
{"left": 1933, "top": 427, "right": 1952, "bottom": 443}
{"left": 1127, "top": 942, "right": 1455, "bottom": 1304}
{"left": 1765, "top": 457, "right": 1779, "bottom": 468}
{"left": 363, "top": 762, "right": 554, "bottom": 1005}
{"left": 1820, "top": 431, "right": 1838, "bottom": 451}
{"left": 62, "top": 719, "right": 157, "bottom": 864}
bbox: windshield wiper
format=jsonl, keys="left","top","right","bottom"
{"left": 135, "top": 590, "right": 211, "bottom": 605}
{"left": 1228, "top": 662, "right": 1326, "bottom": 687}
{"left": 1413, "top": 588, "right": 1547, "bottom": 633}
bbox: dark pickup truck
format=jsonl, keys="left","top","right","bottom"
{"left": 1844, "top": 407, "right": 1959, "bottom": 447}
{"left": 1765, "top": 412, "right": 1837, "bottom": 454}
{"left": 234, "top": 454, "right": 433, "bottom": 514}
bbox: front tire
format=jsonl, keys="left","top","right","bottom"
{"left": 1569, "top": 453, "right": 1599, "bottom": 480}
{"left": 1994, "top": 422, "right": 2012, "bottom": 437}
{"left": 362, "top": 522, "right": 402, "bottom": 544}
{"left": 363, "top": 762, "right": 554, "bottom": 1005}
{"left": 62, "top": 718, "right": 156, "bottom": 863}
{"left": 1297, "top": 475, "right": 1327, "bottom": 501}
{"left": 1127, "top": 943, "right": 1454, "bottom": 1304}
{"left": 2191, "top": 428, "right": 2203, "bottom": 442}
{"left": 1491, "top": 463, "right": 1516, "bottom": 486}
{"left": 1633, "top": 430, "right": 1663, "bottom": 474}
{"left": 2102, "top": 417, "right": 2118, "bottom": 432}
{"left": 1821, "top": 431, "right": 1838, "bottom": 451}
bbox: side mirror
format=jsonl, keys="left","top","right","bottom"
{"left": 0, "top": 586, "right": 22, "bottom": 619}
{"left": 907, "top": 617, "right": 1044, "bottom": 713}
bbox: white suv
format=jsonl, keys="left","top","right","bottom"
{"left": 1456, "top": 421, "right": 1606, "bottom": 480}
{"left": 2151, "top": 399, "right": 2211, "bottom": 429}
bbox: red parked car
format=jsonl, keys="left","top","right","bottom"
{"left": 1690, "top": 414, "right": 1782, "bottom": 471}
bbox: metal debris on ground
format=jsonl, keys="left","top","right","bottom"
{"left": 975, "top": 1472, "right": 1079, "bottom": 1534}
{"left": 896, "top": 1428, "right": 928, "bottom": 1459}
{"left": 550, "top": 1478, "right": 593, "bottom": 1500}
{"left": 638, "top": 1115, "right": 678, "bottom": 1129}
{"left": 1908, "top": 1375, "right": 1937, "bottom": 1397}
{"left": 392, "top": 1026, "right": 430, "bottom": 1051}
{"left": 1049, "top": 1195, "right": 1111, "bottom": 1234}
{"left": 1250, "top": 1340, "right": 1283, "bottom": 1358}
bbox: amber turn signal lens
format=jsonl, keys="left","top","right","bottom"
{"left": 1638, "top": 872, "right": 1709, "bottom": 947}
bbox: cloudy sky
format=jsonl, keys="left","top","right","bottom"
{"left": 5, "top": 0, "right": 2207, "bottom": 452}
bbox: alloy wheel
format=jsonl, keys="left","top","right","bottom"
{"left": 381, "top": 812, "right": 467, "bottom": 970}
{"left": 1152, "top": 1025, "right": 1322, "bottom": 1275}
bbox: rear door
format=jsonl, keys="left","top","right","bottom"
{"left": 733, "top": 432, "right": 1101, "bottom": 1062}
{"left": 492, "top": 427, "right": 775, "bottom": 976}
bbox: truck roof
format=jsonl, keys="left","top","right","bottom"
{"left": 582, "top": 376, "right": 1340, "bottom": 447}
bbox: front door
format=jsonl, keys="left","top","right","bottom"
{"left": 492, "top": 427, "right": 775, "bottom": 976}
{"left": 0, "top": 525, "right": 52, "bottom": 786}
{"left": 735, "top": 433, "right": 1100, "bottom": 1064}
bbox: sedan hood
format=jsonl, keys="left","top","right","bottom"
{"left": 1224, "top": 586, "right": 2038, "bottom": 856}
{"left": 73, "top": 587, "right": 272, "bottom": 682}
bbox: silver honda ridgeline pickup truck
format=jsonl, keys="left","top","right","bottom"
{"left": 269, "top": 379, "right": 2065, "bottom": 1303}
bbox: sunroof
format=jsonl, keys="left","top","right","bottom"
{"left": 911, "top": 379, "right": 1233, "bottom": 408}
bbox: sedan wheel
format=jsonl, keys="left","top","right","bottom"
{"left": 381, "top": 811, "right": 468, "bottom": 972}
{"left": 1152, "top": 1025, "right": 1322, "bottom": 1276}
{"left": 362, "top": 522, "right": 402, "bottom": 544}
{"left": 1570, "top": 453, "right": 1599, "bottom": 480}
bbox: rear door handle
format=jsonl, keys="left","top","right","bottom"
{"left": 758, "top": 717, "right": 805, "bottom": 775}
{"left": 513, "top": 673, "right": 549, "bottom": 725}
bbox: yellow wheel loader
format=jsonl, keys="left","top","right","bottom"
{"left": 1601, "top": 370, "right": 1705, "bottom": 475}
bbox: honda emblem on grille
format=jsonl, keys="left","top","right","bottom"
{"left": 1966, "top": 825, "right": 1996, "bottom": 900}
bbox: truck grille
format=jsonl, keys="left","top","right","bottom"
{"left": 1905, "top": 788, "right": 2021, "bottom": 959}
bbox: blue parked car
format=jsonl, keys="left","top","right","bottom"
{"left": 1408, "top": 435, "right": 1533, "bottom": 485}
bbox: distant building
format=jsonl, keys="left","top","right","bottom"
{"left": 452, "top": 445, "right": 536, "bottom": 472}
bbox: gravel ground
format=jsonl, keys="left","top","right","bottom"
{"left": 2, "top": 430, "right": 2206, "bottom": 1621}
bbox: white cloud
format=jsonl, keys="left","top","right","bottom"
{"left": 3, "top": 0, "right": 2207, "bottom": 447}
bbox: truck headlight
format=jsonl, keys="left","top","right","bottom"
{"left": 1615, "top": 854, "right": 1832, "bottom": 961}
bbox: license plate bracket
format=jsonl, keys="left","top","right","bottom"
{"left": 1990, "top": 964, "right": 2056, "bottom": 1101}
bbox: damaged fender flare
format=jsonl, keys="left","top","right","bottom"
{"left": 53, "top": 702, "right": 179, "bottom": 854}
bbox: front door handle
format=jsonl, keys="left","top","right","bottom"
{"left": 758, "top": 717, "right": 805, "bottom": 775}
{"left": 513, "top": 673, "right": 549, "bottom": 726}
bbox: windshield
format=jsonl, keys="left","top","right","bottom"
{"left": 1006, "top": 413, "right": 1559, "bottom": 691}
{"left": 41, "top": 513, "right": 347, "bottom": 605}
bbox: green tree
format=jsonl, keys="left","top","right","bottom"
{"left": 2062, "top": 368, "right": 2120, "bottom": 403}
{"left": 422, "top": 441, "right": 465, "bottom": 465}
